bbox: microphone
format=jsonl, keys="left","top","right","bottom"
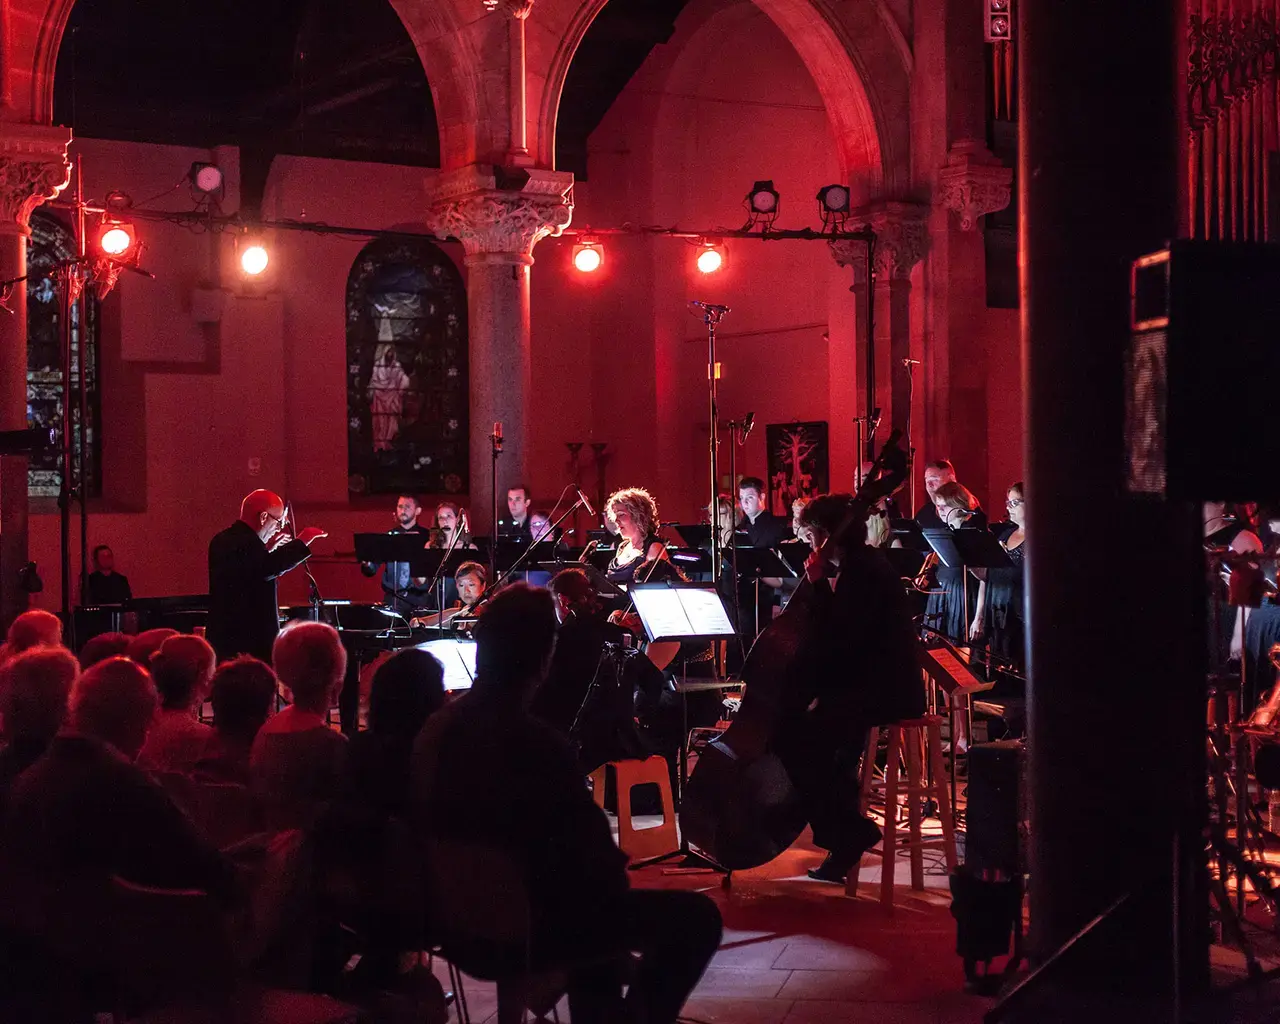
{"left": 578, "top": 539, "right": 599, "bottom": 563}
{"left": 868, "top": 407, "right": 882, "bottom": 433}
{"left": 576, "top": 487, "right": 596, "bottom": 517}
{"left": 741, "top": 411, "right": 756, "bottom": 442}
{"left": 902, "top": 358, "right": 921, "bottom": 367}
{"left": 689, "top": 300, "right": 731, "bottom": 314}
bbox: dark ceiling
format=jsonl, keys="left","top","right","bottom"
{"left": 53, "top": 0, "right": 691, "bottom": 181}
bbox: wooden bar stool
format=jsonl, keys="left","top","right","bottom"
{"left": 849, "top": 714, "right": 958, "bottom": 905}
{"left": 589, "top": 755, "right": 678, "bottom": 861}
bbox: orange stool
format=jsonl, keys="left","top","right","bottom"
{"left": 849, "top": 715, "right": 958, "bottom": 905}
{"left": 590, "top": 756, "right": 678, "bottom": 861}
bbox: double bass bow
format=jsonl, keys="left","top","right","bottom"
{"left": 680, "top": 432, "right": 909, "bottom": 871}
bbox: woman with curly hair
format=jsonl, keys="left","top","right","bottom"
{"left": 604, "top": 487, "right": 668, "bottom": 584}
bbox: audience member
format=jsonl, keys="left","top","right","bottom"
{"left": 251, "top": 622, "right": 348, "bottom": 829}
{"left": 136, "top": 634, "right": 217, "bottom": 773}
{"left": 1, "top": 610, "right": 63, "bottom": 664}
{"left": 78, "top": 631, "right": 131, "bottom": 669}
{"left": 84, "top": 544, "right": 132, "bottom": 606}
{"left": 193, "top": 657, "right": 277, "bottom": 785}
{"left": 125, "top": 628, "right": 179, "bottom": 668}
{"left": 0, "top": 647, "right": 78, "bottom": 803}
{"left": 2, "top": 657, "right": 234, "bottom": 901}
{"left": 413, "top": 585, "right": 721, "bottom": 1024}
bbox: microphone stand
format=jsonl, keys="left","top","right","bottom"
{"left": 425, "top": 519, "right": 465, "bottom": 630}
{"left": 694, "top": 303, "right": 729, "bottom": 584}
{"left": 489, "top": 427, "right": 503, "bottom": 584}
{"left": 489, "top": 494, "right": 590, "bottom": 592}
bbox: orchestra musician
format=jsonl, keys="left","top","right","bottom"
{"left": 736, "top": 477, "right": 792, "bottom": 642}
{"left": 914, "top": 459, "right": 957, "bottom": 528}
{"left": 497, "top": 484, "right": 534, "bottom": 539}
{"left": 924, "top": 481, "right": 988, "bottom": 643}
{"left": 971, "top": 482, "right": 1026, "bottom": 670}
{"left": 358, "top": 494, "right": 432, "bottom": 617}
{"left": 411, "top": 561, "right": 487, "bottom": 630}
{"left": 604, "top": 488, "right": 668, "bottom": 583}
{"left": 207, "top": 490, "right": 327, "bottom": 664}
{"left": 530, "top": 509, "right": 555, "bottom": 544}
{"left": 428, "top": 501, "right": 477, "bottom": 550}
{"left": 784, "top": 493, "right": 924, "bottom": 883}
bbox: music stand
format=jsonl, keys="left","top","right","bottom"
{"left": 354, "top": 532, "right": 433, "bottom": 613}
{"left": 883, "top": 548, "right": 927, "bottom": 580}
{"left": 627, "top": 582, "right": 737, "bottom": 873}
{"left": 892, "top": 519, "right": 934, "bottom": 553}
{"left": 921, "top": 635, "right": 996, "bottom": 815}
{"left": 673, "top": 524, "right": 714, "bottom": 549}
{"left": 668, "top": 547, "right": 713, "bottom": 578}
{"left": 733, "top": 546, "right": 795, "bottom": 635}
{"left": 416, "top": 637, "right": 478, "bottom": 692}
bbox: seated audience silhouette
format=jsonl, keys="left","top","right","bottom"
{"left": 0, "top": 610, "right": 63, "bottom": 664}
{"left": 194, "top": 656, "right": 278, "bottom": 786}
{"left": 137, "top": 634, "right": 217, "bottom": 773}
{"left": 413, "top": 584, "right": 722, "bottom": 1024}
{"left": 78, "top": 631, "right": 131, "bottom": 669}
{"left": 0, "top": 647, "right": 78, "bottom": 804}
{"left": 251, "top": 622, "right": 347, "bottom": 829}
{"left": 2, "top": 656, "right": 234, "bottom": 902}
{"left": 125, "top": 628, "right": 179, "bottom": 668}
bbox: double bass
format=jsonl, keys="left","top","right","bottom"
{"left": 680, "top": 432, "right": 909, "bottom": 870}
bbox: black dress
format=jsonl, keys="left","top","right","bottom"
{"left": 983, "top": 525, "right": 1026, "bottom": 673}
{"left": 922, "top": 511, "right": 988, "bottom": 643}
{"left": 606, "top": 534, "right": 666, "bottom": 585}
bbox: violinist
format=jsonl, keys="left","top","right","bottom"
{"left": 411, "top": 561, "right": 487, "bottom": 630}
{"left": 924, "top": 481, "right": 988, "bottom": 643}
{"left": 604, "top": 488, "right": 668, "bottom": 584}
{"left": 783, "top": 493, "right": 925, "bottom": 884}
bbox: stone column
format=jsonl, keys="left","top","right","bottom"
{"left": 0, "top": 124, "right": 70, "bottom": 626}
{"left": 427, "top": 165, "right": 573, "bottom": 533}
{"left": 846, "top": 203, "right": 928, "bottom": 441}
{"left": 828, "top": 239, "right": 871, "bottom": 469}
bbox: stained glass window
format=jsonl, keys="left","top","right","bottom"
{"left": 346, "top": 238, "right": 468, "bottom": 496}
{"left": 26, "top": 212, "right": 100, "bottom": 499}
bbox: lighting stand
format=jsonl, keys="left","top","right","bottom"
{"left": 489, "top": 426, "right": 503, "bottom": 584}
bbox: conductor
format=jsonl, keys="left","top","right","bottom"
{"left": 207, "top": 489, "right": 328, "bottom": 663}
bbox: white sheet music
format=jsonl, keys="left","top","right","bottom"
{"left": 417, "top": 638, "right": 478, "bottom": 691}
{"left": 631, "top": 586, "right": 737, "bottom": 641}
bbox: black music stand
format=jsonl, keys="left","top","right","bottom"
{"left": 354, "top": 532, "right": 433, "bottom": 614}
{"left": 668, "top": 547, "right": 713, "bottom": 578}
{"left": 673, "top": 524, "right": 714, "bottom": 549}
{"left": 733, "top": 546, "right": 795, "bottom": 635}
{"left": 626, "top": 581, "right": 738, "bottom": 873}
{"left": 884, "top": 548, "right": 927, "bottom": 579}
{"left": 417, "top": 637, "right": 478, "bottom": 692}
{"left": 920, "top": 527, "right": 1011, "bottom": 572}
{"left": 921, "top": 634, "right": 996, "bottom": 816}
{"left": 892, "top": 519, "right": 933, "bottom": 553}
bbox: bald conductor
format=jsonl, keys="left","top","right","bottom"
{"left": 207, "top": 490, "right": 328, "bottom": 664}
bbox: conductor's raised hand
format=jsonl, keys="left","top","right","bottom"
{"left": 297, "top": 526, "right": 329, "bottom": 546}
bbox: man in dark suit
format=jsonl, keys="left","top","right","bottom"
{"left": 207, "top": 489, "right": 327, "bottom": 664}
{"left": 733, "top": 477, "right": 793, "bottom": 642}
{"left": 84, "top": 545, "right": 132, "bottom": 605}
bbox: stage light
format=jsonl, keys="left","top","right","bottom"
{"left": 572, "top": 241, "right": 603, "bottom": 273}
{"left": 97, "top": 221, "right": 136, "bottom": 258}
{"left": 746, "top": 180, "right": 780, "bottom": 215}
{"left": 240, "top": 243, "right": 269, "bottom": 276}
{"left": 190, "top": 162, "right": 224, "bottom": 194}
{"left": 817, "top": 184, "right": 851, "bottom": 214}
{"left": 696, "top": 242, "right": 725, "bottom": 274}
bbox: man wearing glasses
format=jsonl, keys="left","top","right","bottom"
{"left": 207, "top": 489, "right": 328, "bottom": 664}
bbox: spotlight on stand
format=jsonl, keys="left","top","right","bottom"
{"left": 695, "top": 240, "right": 725, "bottom": 274}
{"left": 744, "top": 180, "right": 780, "bottom": 229}
{"left": 240, "top": 241, "right": 270, "bottom": 276}
{"left": 817, "top": 183, "right": 851, "bottom": 232}
{"left": 190, "top": 161, "right": 224, "bottom": 194}
{"left": 572, "top": 240, "right": 603, "bottom": 273}
{"left": 97, "top": 221, "right": 136, "bottom": 257}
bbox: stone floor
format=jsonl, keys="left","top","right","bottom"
{"left": 433, "top": 819, "right": 990, "bottom": 1024}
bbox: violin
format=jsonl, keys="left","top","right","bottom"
{"left": 680, "top": 432, "right": 909, "bottom": 871}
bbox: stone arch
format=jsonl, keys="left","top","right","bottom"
{"left": 24, "top": 0, "right": 499, "bottom": 169}
{"left": 535, "top": 0, "right": 911, "bottom": 195}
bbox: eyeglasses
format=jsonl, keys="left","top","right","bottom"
{"left": 1006, "top": 498, "right": 1024, "bottom": 508}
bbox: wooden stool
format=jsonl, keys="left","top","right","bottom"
{"left": 590, "top": 756, "right": 677, "bottom": 861}
{"left": 849, "top": 714, "right": 958, "bottom": 905}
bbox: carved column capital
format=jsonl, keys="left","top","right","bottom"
{"left": 0, "top": 123, "right": 71, "bottom": 236}
{"left": 851, "top": 201, "right": 930, "bottom": 281}
{"left": 484, "top": 0, "right": 534, "bottom": 15}
{"left": 828, "top": 239, "right": 870, "bottom": 288}
{"left": 937, "top": 139, "right": 1013, "bottom": 231}
{"left": 426, "top": 165, "right": 574, "bottom": 262}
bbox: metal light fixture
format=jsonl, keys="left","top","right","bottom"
{"left": 573, "top": 240, "right": 603, "bottom": 273}
{"left": 744, "top": 180, "right": 781, "bottom": 230}
{"left": 190, "top": 162, "right": 224, "bottom": 194}
{"left": 817, "top": 184, "right": 851, "bottom": 232}
{"left": 695, "top": 240, "right": 725, "bottom": 274}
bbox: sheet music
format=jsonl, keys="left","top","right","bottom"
{"left": 417, "top": 638, "right": 477, "bottom": 691}
{"left": 679, "top": 588, "right": 737, "bottom": 636}
{"left": 631, "top": 588, "right": 693, "bottom": 640}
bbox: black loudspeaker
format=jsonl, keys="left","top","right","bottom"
{"left": 965, "top": 740, "right": 1023, "bottom": 876}
{"left": 1126, "top": 242, "right": 1280, "bottom": 500}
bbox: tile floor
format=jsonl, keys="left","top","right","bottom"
{"left": 433, "top": 821, "right": 990, "bottom": 1024}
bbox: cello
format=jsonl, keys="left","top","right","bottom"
{"left": 680, "top": 432, "right": 909, "bottom": 870}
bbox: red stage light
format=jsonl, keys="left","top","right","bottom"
{"left": 696, "top": 243, "right": 724, "bottom": 274}
{"left": 573, "top": 242, "right": 603, "bottom": 273}
{"left": 97, "top": 222, "right": 136, "bottom": 258}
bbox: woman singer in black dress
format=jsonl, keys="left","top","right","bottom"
{"left": 925, "top": 481, "right": 988, "bottom": 642}
{"left": 972, "top": 481, "right": 1027, "bottom": 673}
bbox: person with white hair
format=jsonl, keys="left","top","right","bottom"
{"left": 2, "top": 657, "right": 233, "bottom": 900}
{"left": 136, "top": 634, "right": 217, "bottom": 773}
{"left": 0, "top": 646, "right": 78, "bottom": 801}
{"left": 251, "top": 621, "right": 348, "bottom": 829}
